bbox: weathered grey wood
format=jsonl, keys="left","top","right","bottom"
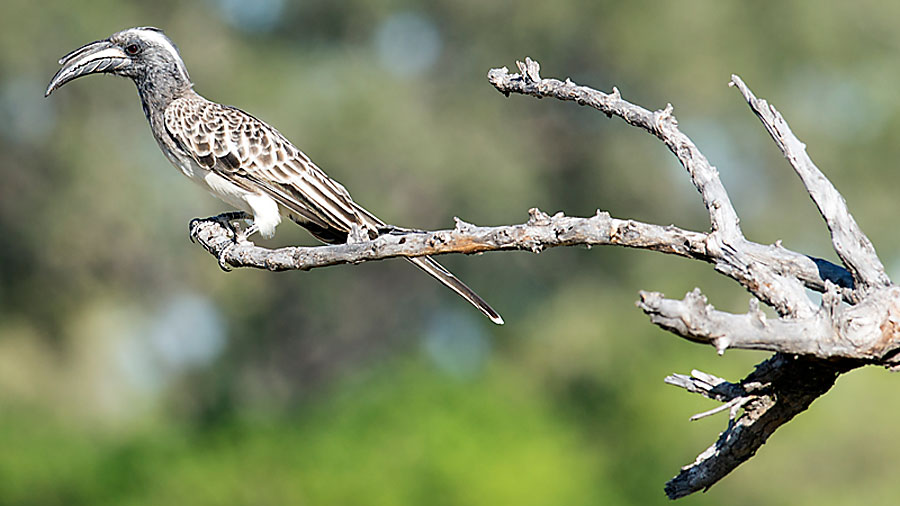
{"left": 485, "top": 59, "right": 900, "bottom": 499}
{"left": 488, "top": 58, "right": 743, "bottom": 241}
{"left": 189, "top": 58, "right": 900, "bottom": 499}
{"left": 638, "top": 287, "right": 900, "bottom": 361}
{"left": 191, "top": 209, "right": 851, "bottom": 300}
{"left": 730, "top": 75, "right": 890, "bottom": 292}
{"left": 663, "top": 354, "right": 858, "bottom": 499}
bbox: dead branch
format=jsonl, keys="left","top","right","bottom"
{"left": 663, "top": 354, "right": 859, "bottom": 499}
{"left": 729, "top": 76, "right": 890, "bottom": 292}
{"left": 192, "top": 208, "right": 849, "bottom": 295}
{"left": 487, "top": 58, "right": 900, "bottom": 498}
{"left": 189, "top": 57, "right": 900, "bottom": 499}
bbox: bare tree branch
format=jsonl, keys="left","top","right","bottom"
{"left": 638, "top": 286, "right": 900, "bottom": 361}
{"left": 188, "top": 57, "right": 900, "bottom": 499}
{"left": 729, "top": 75, "right": 889, "bottom": 293}
{"left": 190, "top": 208, "right": 714, "bottom": 270}
{"left": 488, "top": 59, "right": 827, "bottom": 318}
{"left": 485, "top": 59, "right": 900, "bottom": 499}
{"left": 488, "top": 58, "right": 742, "bottom": 241}
{"left": 663, "top": 354, "right": 859, "bottom": 499}
{"left": 192, "top": 208, "right": 851, "bottom": 301}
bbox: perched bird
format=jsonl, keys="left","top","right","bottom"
{"left": 46, "top": 26, "right": 503, "bottom": 324}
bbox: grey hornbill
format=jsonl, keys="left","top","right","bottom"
{"left": 46, "top": 27, "right": 503, "bottom": 324}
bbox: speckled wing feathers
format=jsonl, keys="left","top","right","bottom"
{"left": 163, "top": 96, "right": 503, "bottom": 324}
{"left": 164, "top": 97, "right": 379, "bottom": 241}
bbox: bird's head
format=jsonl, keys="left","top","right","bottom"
{"left": 45, "top": 27, "right": 191, "bottom": 98}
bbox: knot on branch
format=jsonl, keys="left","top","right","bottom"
{"left": 747, "top": 298, "right": 767, "bottom": 327}
{"left": 453, "top": 216, "right": 477, "bottom": 233}
{"left": 820, "top": 280, "right": 843, "bottom": 318}
{"left": 526, "top": 207, "right": 552, "bottom": 226}
{"left": 654, "top": 103, "right": 677, "bottom": 132}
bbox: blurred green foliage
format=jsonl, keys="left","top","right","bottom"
{"left": 3, "top": 0, "right": 900, "bottom": 504}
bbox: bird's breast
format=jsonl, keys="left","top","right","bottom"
{"left": 155, "top": 139, "right": 246, "bottom": 209}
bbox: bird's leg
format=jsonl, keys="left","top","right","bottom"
{"left": 217, "top": 210, "right": 252, "bottom": 225}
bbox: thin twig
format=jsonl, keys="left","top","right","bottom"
{"left": 689, "top": 396, "right": 750, "bottom": 422}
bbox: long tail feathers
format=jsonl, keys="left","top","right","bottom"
{"left": 406, "top": 256, "right": 504, "bottom": 325}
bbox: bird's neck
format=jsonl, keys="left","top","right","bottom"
{"left": 134, "top": 68, "right": 193, "bottom": 123}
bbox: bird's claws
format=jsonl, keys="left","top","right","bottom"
{"left": 217, "top": 242, "right": 235, "bottom": 271}
{"left": 188, "top": 218, "right": 204, "bottom": 243}
{"left": 188, "top": 211, "right": 250, "bottom": 243}
{"left": 188, "top": 211, "right": 255, "bottom": 272}
{"left": 217, "top": 232, "right": 257, "bottom": 272}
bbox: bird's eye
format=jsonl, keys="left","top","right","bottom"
{"left": 125, "top": 43, "right": 140, "bottom": 55}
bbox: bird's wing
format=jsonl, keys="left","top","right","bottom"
{"left": 164, "top": 98, "right": 503, "bottom": 324}
{"left": 164, "top": 96, "right": 381, "bottom": 240}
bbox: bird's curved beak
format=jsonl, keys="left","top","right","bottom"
{"left": 45, "top": 39, "right": 130, "bottom": 97}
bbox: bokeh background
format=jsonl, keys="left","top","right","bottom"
{"left": 2, "top": 1, "right": 900, "bottom": 504}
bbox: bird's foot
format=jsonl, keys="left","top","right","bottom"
{"left": 217, "top": 243, "right": 235, "bottom": 271}
{"left": 188, "top": 212, "right": 254, "bottom": 271}
{"left": 235, "top": 223, "right": 259, "bottom": 245}
{"left": 215, "top": 225, "right": 258, "bottom": 272}
{"left": 189, "top": 211, "right": 251, "bottom": 243}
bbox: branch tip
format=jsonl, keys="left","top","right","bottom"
{"left": 731, "top": 75, "right": 889, "bottom": 289}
